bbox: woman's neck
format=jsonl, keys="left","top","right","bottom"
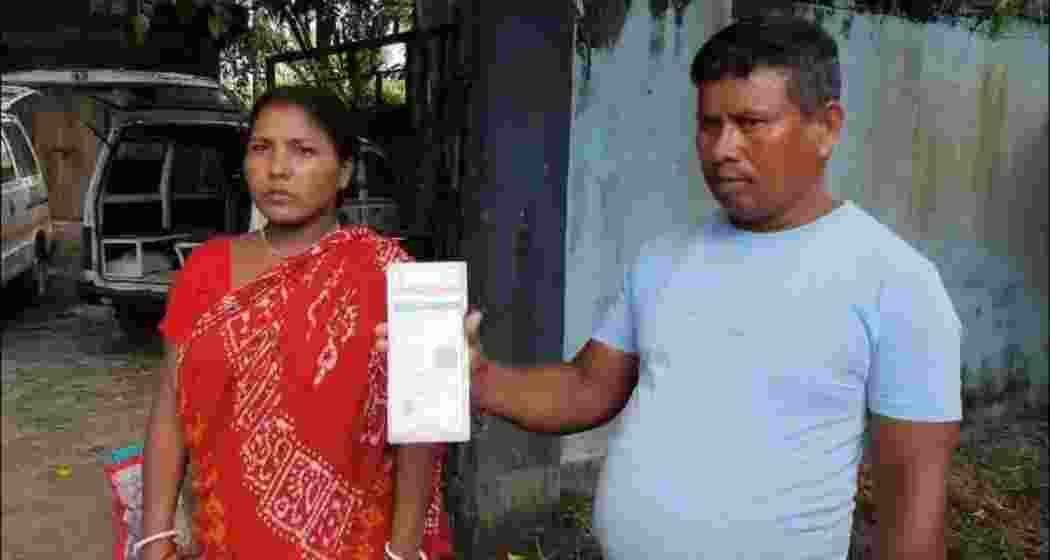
{"left": 262, "top": 211, "right": 340, "bottom": 256}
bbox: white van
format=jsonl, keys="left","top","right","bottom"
{"left": 4, "top": 69, "right": 406, "bottom": 335}
{"left": 4, "top": 69, "right": 248, "bottom": 333}
{"left": 2, "top": 85, "right": 53, "bottom": 296}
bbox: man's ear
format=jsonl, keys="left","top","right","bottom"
{"left": 811, "top": 100, "right": 845, "bottom": 159}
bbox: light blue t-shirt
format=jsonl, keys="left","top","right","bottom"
{"left": 591, "top": 201, "right": 962, "bottom": 559}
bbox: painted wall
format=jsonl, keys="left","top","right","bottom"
{"left": 563, "top": 5, "right": 1049, "bottom": 461}
{"left": 562, "top": 0, "right": 731, "bottom": 462}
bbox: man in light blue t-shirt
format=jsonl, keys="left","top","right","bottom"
{"left": 376, "top": 14, "right": 962, "bottom": 560}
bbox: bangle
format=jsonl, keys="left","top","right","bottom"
{"left": 385, "top": 542, "right": 429, "bottom": 560}
{"left": 131, "top": 530, "right": 180, "bottom": 556}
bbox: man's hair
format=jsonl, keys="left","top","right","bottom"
{"left": 691, "top": 15, "right": 841, "bottom": 115}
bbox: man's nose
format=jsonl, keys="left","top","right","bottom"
{"left": 704, "top": 123, "right": 742, "bottom": 162}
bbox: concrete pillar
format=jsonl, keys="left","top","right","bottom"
{"left": 450, "top": 0, "right": 574, "bottom": 557}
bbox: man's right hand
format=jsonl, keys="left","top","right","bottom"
{"left": 373, "top": 309, "right": 494, "bottom": 406}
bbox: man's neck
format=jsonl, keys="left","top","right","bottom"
{"left": 730, "top": 189, "right": 842, "bottom": 234}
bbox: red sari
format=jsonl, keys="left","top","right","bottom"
{"left": 160, "top": 226, "right": 453, "bottom": 559}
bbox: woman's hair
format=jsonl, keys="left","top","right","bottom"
{"left": 247, "top": 86, "right": 359, "bottom": 162}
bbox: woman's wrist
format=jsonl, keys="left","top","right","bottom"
{"left": 385, "top": 541, "right": 427, "bottom": 560}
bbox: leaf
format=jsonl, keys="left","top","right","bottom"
{"left": 131, "top": 14, "right": 150, "bottom": 46}
{"left": 176, "top": 0, "right": 196, "bottom": 24}
{"left": 209, "top": 12, "right": 229, "bottom": 40}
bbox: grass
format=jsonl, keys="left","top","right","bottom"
{"left": 1, "top": 366, "right": 116, "bottom": 432}
{"left": 855, "top": 434, "right": 1046, "bottom": 559}
{"left": 2, "top": 359, "right": 158, "bottom": 433}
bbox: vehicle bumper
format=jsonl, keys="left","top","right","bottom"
{"left": 77, "top": 280, "right": 167, "bottom": 313}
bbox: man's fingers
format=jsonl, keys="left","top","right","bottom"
{"left": 464, "top": 310, "right": 483, "bottom": 347}
{"left": 374, "top": 322, "right": 389, "bottom": 352}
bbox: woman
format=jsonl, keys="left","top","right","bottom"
{"left": 139, "top": 86, "right": 452, "bottom": 560}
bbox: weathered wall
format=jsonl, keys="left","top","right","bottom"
{"left": 814, "top": 9, "right": 1050, "bottom": 427}
{"left": 562, "top": 0, "right": 732, "bottom": 463}
{"left": 563, "top": 6, "right": 1049, "bottom": 463}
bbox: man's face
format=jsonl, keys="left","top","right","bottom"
{"left": 696, "top": 67, "right": 842, "bottom": 231}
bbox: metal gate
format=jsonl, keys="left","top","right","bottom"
{"left": 266, "top": 23, "right": 470, "bottom": 261}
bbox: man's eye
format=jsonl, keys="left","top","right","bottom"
{"left": 700, "top": 119, "right": 721, "bottom": 132}
{"left": 739, "top": 118, "right": 764, "bottom": 130}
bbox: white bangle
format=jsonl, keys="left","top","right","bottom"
{"left": 131, "top": 530, "right": 180, "bottom": 556}
{"left": 385, "top": 542, "right": 429, "bottom": 560}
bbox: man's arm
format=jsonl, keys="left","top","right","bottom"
{"left": 869, "top": 414, "right": 960, "bottom": 560}
{"left": 374, "top": 314, "right": 640, "bottom": 435}
{"left": 475, "top": 338, "right": 640, "bottom": 434}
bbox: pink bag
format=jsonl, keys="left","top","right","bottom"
{"left": 104, "top": 446, "right": 196, "bottom": 560}
{"left": 104, "top": 446, "right": 144, "bottom": 560}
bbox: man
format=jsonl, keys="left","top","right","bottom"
{"left": 379, "top": 14, "right": 962, "bottom": 560}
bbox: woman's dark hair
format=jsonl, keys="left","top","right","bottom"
{"left": 691, "top": 15, "right": 841, "bottom": 116}
{"left": 248, "top": 85, "right": 359, "bottom": 162}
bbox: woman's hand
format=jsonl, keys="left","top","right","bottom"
{"left": 139, "top": 539, "right": 179, "bottom": 560}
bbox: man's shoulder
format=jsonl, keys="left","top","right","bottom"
{"left": 835, "top": 202, "right": 936, "bottom": 269}
{"left": 830, "top": 203, "right": 949, "bottom": 303}
{"left": 636, "top": 212, "right": 722, "bottom": 261}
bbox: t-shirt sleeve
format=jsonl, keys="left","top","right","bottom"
{"left": 592, "top": 260, "right": 638, "bottom": 355}
{"left": 867, "top": 258, "right": 963, "bottom": 422}
{"left": 158, "top": 238, "right": 230, "bottom": 344}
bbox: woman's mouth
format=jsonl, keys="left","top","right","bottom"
{"left": 260, "top": 190, "right": 295, "bottom": 205}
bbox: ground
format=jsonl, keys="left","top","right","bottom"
{"left": 2, "top": 233, "right": 162, "bottom": 559}
{"left": 1, "top": 235, "right": 1046, "bottom": 559}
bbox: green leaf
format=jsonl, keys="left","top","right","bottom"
{"left": 176, "top": 0, "right": 196, "bottom": 24}
{"left": 131, "top": 14, "right": 150, "bottom": 46}
{"left": 209, "top": 13, "right": 229, "bottom": 40}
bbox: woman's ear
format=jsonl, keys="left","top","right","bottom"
{"left": 339, "top": 161, "right": 353, "bottom": 191}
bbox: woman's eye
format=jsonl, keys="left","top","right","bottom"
{"left": 249, "top": 143, "right": 268, "bottom": 153}
{"left": 296, "top": 146, "right": 316, "bottom": 156}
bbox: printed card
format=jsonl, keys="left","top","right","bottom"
{"left": 386, "top": 261, "right": 470, "bottom": 443}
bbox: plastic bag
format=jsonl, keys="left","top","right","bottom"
{"left": 104, "top": 445, "right": 196, "bottom": 559}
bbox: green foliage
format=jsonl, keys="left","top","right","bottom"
{"left": 803, "top": 0, "right": 1048, "bottom": 41}
{"left": 219, "top": 0, "right": 414, "bottom": 109}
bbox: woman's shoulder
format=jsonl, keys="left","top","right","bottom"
{"left": 186, "top": 235, "right": 235, "bottom": 266}
{"left": 176, "top": 236, "right": 234, "bottom": 285}
{"left": 339, "top": 225, "right": 413, "bottom": 270}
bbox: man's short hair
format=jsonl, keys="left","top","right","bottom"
{"left": 691, "top": 15, "right": 841, "bottom": 116}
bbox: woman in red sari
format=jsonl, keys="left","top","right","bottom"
{"left": 140, "top": 86, "right": 453, "bottom": 560}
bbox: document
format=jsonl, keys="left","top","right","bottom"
{"left": 386, "top": 261, "right": 471, "bottom": 443}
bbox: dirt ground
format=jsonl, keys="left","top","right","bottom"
{"left": 2, "top": 233, "right": 162, "bottom": 559}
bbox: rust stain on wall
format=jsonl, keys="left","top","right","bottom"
{"left": 971, "top": 63, "right": 1009, "bottom": 195}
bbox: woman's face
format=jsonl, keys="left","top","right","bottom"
{"left": 244, "top": 102, "right": 350, "bottom": 226}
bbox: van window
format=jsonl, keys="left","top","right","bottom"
{"left": 106, "top": 140, "right": 166, "bottom": 195}
{"left": 1, "top": 138, "right": 16, "bottom": 184}
{"left": 3, "top": 122, "right": 38, "bottom": 179}
{"left": 172, "top": 143, "right": 230, "bottom": 196}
